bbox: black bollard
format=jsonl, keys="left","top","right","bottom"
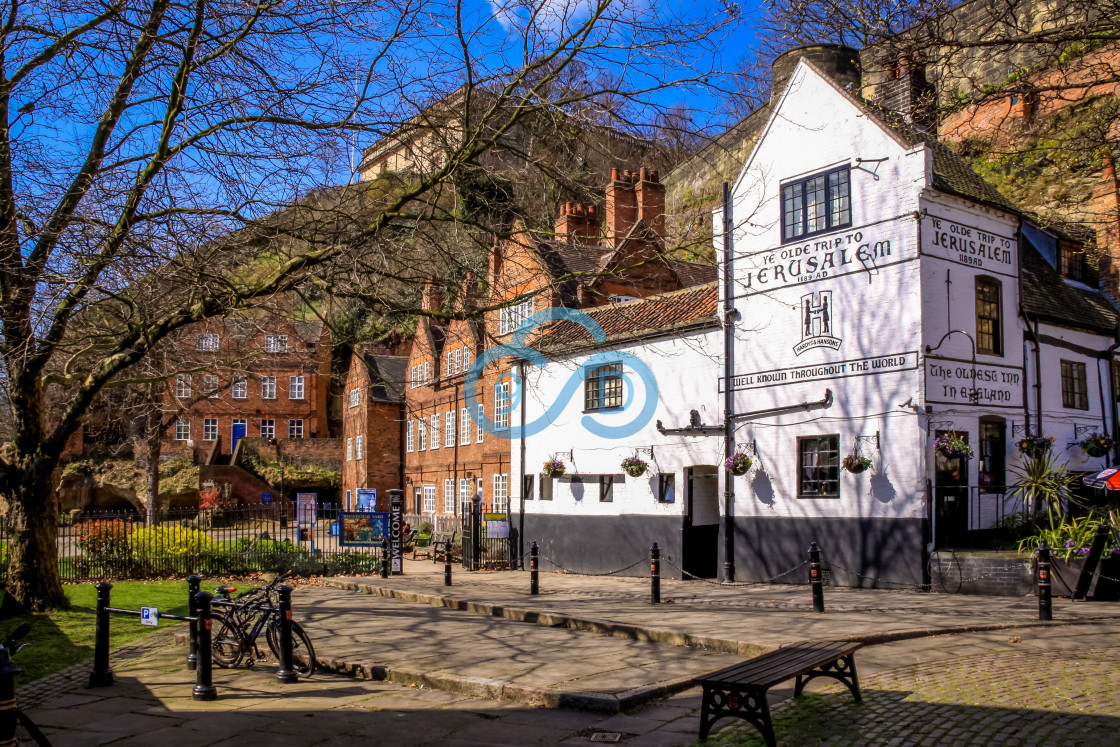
{"left": 1038, "top": 541, "right": 1052, "bottom": 621}
{"left": 809, "top": 542, "right": 825, "bottom": 613}
{"left": 381, "top": 538, "right": 390, "bottom": 579}
{"left": 530, "top": 541, "right": 539, "bottom": 596}
{"left": 0, "top": 642, "right": 20, "bottom": 746}
{"left": 444, "top": 539, "right": 453, "bottom": 586}
{"left": 186, "top": 574, "right": 203, "bottom": 671}
{"left": 192, "top": 592, "right": 218, "bottom": 701}
{"left": 275, "top": 585, "right": 298, "bottom": 683}
{"left": 650, "top": 542, "right": 661, "bottom": 605}
{"left": 89, "top": 581, "right": 115, "bottom": 687}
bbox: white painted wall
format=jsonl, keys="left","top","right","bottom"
{"left": 511, "top": 328, "right": 724, "bottom": 519}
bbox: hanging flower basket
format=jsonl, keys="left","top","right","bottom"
{"left": 542, "top": 458, "right": 566, "bottom": 478}
{"left": 621, "top": 456, "right": 648, "bottom": 478}
{"left": 1079, "top": 433, "right": 1113, "bottom": 458}
{"left": 842, "top": 454, "right": 872, "bottom": 474}
{"left": 1018, "top": 434, "right": 1055, "bottom": 460}
{"left": 725, "top": 452, "right": 752, "bottom": 476}
{"left": 934, "top": 433, "right": 973, "bottom": 460}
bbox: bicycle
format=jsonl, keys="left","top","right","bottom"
{"left": 1, "top": 623, "right": 52, "bottom": 746}
{"left": 211, "top": 573, "right": 316, "bottom": 677}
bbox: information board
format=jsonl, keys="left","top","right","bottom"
{"left": 356, "top": 488, "right": 377, "bottom": 511}
{"left": 339, "top": 511, "right": 390, "bottom": 546}
{"left": 297, "top": 493, "right": 317, "bottom": 524}
{"left": 484, "top": 512, "right": 509, "bottom": 539}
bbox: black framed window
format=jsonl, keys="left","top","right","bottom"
{"left": 599, "top": 475, "right": 615, "bottom": 502}
{"left": 798, "top": 435, "right": 840, "bottom": 498}
{"left": 585, "top": 363, "right": 623, "bottom": 411}
{"left": 1061, "top": 360, "right": 1089, "bottom": 410}
{"left": 975, "top": 276, "right": 1002, "bottom": 356}
{"left": 781, "top": 166, "right": 851, "bottom": 243}
{"left": 1060, "top": 246, "right": 1086, "bottom": 282}
{"left": 978, "top": 418, "right": 1006, "bottom": 492}
{"left": 523, "top": 474, "right": 534, "bottom": 501}
{"left": 657, "top": 474, "right": 675, "bottom": 503}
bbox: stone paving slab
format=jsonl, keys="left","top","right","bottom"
{"left": 324, "top": 559, "right": 1120, "bottom": 657}
{"left": 298, "top": 586, "right": 742, "bottom": 712}
{"left": 21, "top": 622, "right": 1120, "bottom": 746}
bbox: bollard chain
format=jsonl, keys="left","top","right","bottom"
{"left": 534, "top": 551, "right": 649, "bottom": 577}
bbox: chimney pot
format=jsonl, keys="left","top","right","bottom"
{"left": 611, "top": 168, "right": 619, "bottom": 181}
{"left": 639, "top": 167, "right": 648, "bottom": 181}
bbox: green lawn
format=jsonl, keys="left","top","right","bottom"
{"left": 0, "top": 579, "right": 228, "bottom": 685}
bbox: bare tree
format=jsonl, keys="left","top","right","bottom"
{"left": 0, "top": 0, "right": 734, "bottom": 610}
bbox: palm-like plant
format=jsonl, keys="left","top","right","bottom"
{"left": 1007, "top": 453, "right": 1082, "bottom": 531}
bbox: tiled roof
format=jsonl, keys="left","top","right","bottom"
{"left": 542, "top": 282, "right": 718, "bottom": 349}
{"left": 669, "top": 259, "right": 718, "bottom": 287}
{"left": 361, "top": 353, "right": 408, "bottom": 403}
{"left": 1020, "top": 244, "right": 1119, "bottom": 335}
{"left": 535, "top": 241, "right": 612, "bottom": 276}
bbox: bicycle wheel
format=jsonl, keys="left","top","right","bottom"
{"left": 266, "top": 619, "right": 316, "bottom": 678}
{"left": 15, "top": 707, "right": 52, "bottom": 746}
{"left": 210, "top": 612, "right": 245, "bottom": 668}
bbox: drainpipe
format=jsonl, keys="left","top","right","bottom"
{"left": 722, "top": 181, "right": 736, "bottom": 583}
{"left": 1107, "top": 326, "right": 1120, "bottom": 457}
{"left": 1019, "top": 306, "right": 1043, "bottom": 433}
{"left": 518, "top": 360, "right": 527, "bottom": 569}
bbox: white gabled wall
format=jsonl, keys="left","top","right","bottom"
{"left": 723, "top": 60, "right": 929, "bottom": 523}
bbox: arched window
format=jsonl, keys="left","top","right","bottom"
{"left": 978, "top": 417, "right": 1006, "bottom": 493}
{"left": 975, "top": 276, "right": 1002, "bottom": 356}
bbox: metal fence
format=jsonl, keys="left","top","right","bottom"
{"left": 460, "top": 513, "right": 518, "bottom": 571}
{"left": 2, "top": 506, "right": 382, "bottom": 583}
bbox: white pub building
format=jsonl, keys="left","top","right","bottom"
{"left": 510, "top": 58, "right": 1119, "bottom": 587}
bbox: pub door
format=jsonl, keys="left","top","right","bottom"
{"left": 934, "top": 430, "right": 969, "bottom": 548}
{"left": 682, "top": 466, "right": 720, "bottom": 579}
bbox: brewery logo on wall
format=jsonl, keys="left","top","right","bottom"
{"left": 793, "top": 290, "right": 842, "bottom": 355}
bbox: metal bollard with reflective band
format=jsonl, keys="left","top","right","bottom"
{"left": 89, "top": 581, "right": 114, "bottom": 687}
{"left": 650, "top": 542, "right": 661, "bottom": 605}
{"left": 1038, "top": 541, "right": 1052, "bottom": 621}
{"left": 444, "top": 539, "right": 453, "bottom": 587}
{"left": 530, "top": 541, "right": 539, "bottom": 595}
{"left": 186, "top": 574, "right": 203, "bottom": 671}
{"left": 809, "top": 542, "right": 825, "bottom": 613}
{"left": 192, "top": 592, "right": 217, "bottom": 701}
{"left": 276, "top": 585, "right": 298, "bottom": 683}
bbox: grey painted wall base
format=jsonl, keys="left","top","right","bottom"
{"left": 725, "top": 516, "right": 927, "bottom": 588}
{"left": 927, "top": 551, "right": 1033, "bottom": 596}
{"left": 523, "top": 514, "right": 684, "bottom": 579}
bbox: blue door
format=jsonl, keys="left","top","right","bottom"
{"left": 231, "top": 420, "right": 246, "bottom": 453}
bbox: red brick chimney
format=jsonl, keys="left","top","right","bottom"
{"left": 1094, "top": 155, "right": 1120, "bottom": 302}
{"left": 605, "top": 168, "right": 638, "bottom": 247}
{"left": 421, "top": 279, "right": 443, "bottom": 312}
{"left": 634, "top": 167, "right": 666, "bottom": 239}
{"left": 554, "top": 202, "right": 601, "bottom": 243}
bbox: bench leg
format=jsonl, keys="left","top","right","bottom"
{"left": 697, "top": 685, "right": 776, "bottom": 747}
{"left": 793, "top": 653, "right": 862, "bottom": 704}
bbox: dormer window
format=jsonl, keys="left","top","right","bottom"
{"left": 499, "top": 297, "right": 535, "bottom": 336}
{"left": 1059, "top": 245, "right": 1086, "bottom": 283}
{"left": 264, "top": 334, "right": 288, "bottom": 353}
{"left": 781, "top": 166, "right": 851, "bottom": 243}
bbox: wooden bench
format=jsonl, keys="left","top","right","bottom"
{"left": 413, "top": 530, "right": 457, "bottom": 561}
{"left": 696, "top": 641, "right": 861, "bottom": 745}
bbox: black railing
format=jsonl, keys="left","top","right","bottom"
{"left": 1, "top": 506, "right": 381, "bottom": 583}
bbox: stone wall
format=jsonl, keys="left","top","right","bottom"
{"left": 238, "top": 437, "right": 343, "bottom": 469}
{"left": 928, "top": 551, "right": 1034, "bottom": 596}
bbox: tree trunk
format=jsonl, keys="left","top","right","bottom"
{"left": 6, "top": 470, "right": 66, "bottom": 611}
{"left": 145, "top": 390, "right": 162, "bottom": 527}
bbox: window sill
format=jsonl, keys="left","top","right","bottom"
{"left": 583, "top": 407, "right": 624, "bottom": 414}
{"left": 797, "top": 494, "right": 840, "bottom": 500}
{"left": 781, "top": 222, "right": 852, "bottom": 246}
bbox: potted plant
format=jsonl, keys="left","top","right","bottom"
{"left": 934, "top": 433, "right": 973, "bottom": 460}
{"left": 1018, "top": 434, "right": 1055, "bottom": 460}
{"left": 842, "top": 453, "right": 872, "bottom": 474}
{"left": 725, "top": 451, "right": 752, "bottom": 476}
{"left": 1079, "top": 432, "right": 1114, "bottom": 458}
{"left": 621, "top": 456, "right": 648, "bottom": 478}
{"left": 543, "top": 458, "right": 566, "bottom": 478}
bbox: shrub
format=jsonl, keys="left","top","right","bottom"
{"left": 131, "top": 525, "right": 214, "bottom": 557}
{"left": 78, "top": 519, "right": 131, "bottom": 557}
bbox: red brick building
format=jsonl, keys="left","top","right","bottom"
{"left": 162, "top": 316, "right": 332, "bottom": 458}
{"left": 387, "top": 166, "right": 715, "bottom": 520}
{"left": 341, "top": 349, "right": 408, "bottom": 511}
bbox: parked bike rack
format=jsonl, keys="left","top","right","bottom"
{"left": 87, "top": 577, "right": 300, "bottom": 700}
{"left": 88, "top": 581, "right": 216, "bottom": 700}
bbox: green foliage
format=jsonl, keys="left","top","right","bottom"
{"left": 1017, "top": 514, "right": 1107, "bottom": 560}
{"left": 131, "top": 526, "right": 214, "bottom": 556}
{"left": 1007, "top": 454, "right": 1081, "bottom": 530}
{"left": 418, "top": 521, "right": 433, "bottom": 535}
{"left": 242, "top": 457, "right": 341, "bottom": 489}
{"left": 62, "top": 459, "right": 97, "bottom": 477}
